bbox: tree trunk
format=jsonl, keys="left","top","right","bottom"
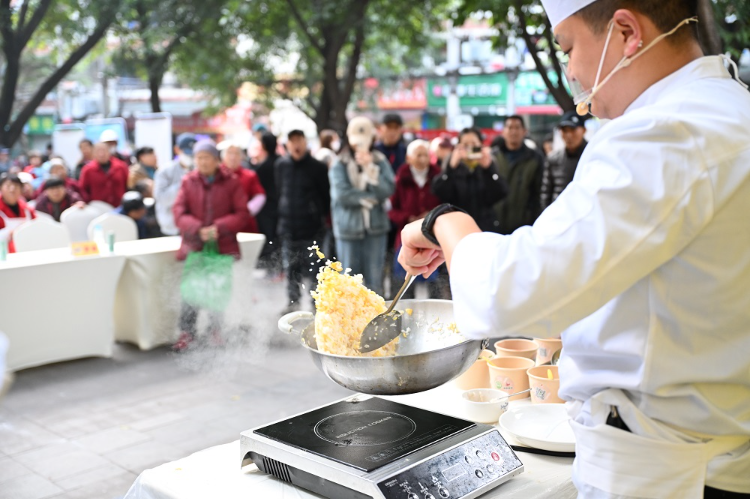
{"left": 148, "top": 71, "right": 163, "bottom": 113}
{"left": 696, "top": 0, "right": 723, "bottom": 55}
{"left": 0, "top": 55, "right": 20, "bottom": 147}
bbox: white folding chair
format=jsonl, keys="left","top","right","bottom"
{"left": 87, "top": 213, "right": 138, "bottom": 243}
{"left": 88, "top": 200, "right": 115, "bottom": 216}
{"left": 13, "top": 219, "right": 71, "bottom": 252}
{"left": 33, "top": 211, "right": 55, "bottom": 222}
{"left": 60, "top": 205, "right": 101, "bottom": 242}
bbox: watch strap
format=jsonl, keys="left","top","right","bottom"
{"left": 421, "top": 203, "right": 468, "bottom": 246}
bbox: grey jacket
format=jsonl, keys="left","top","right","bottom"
{"left": 154, "top": 158, "right": 191, "bottom": 236}
{"left": 330, "top": 150, "right": 395, "bottom": 240}
{"left": 541, "top": 140, "right": 587, "bottom": 210}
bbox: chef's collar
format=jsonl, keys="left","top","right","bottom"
{"left": 624, "top": 56, "right": 732, "bottom": 115}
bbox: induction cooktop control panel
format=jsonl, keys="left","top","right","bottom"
{"left": 377, "top": 429, "right": 522, "bottom": 499}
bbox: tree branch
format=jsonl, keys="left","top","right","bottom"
{"left": 18, "top": 0, "right": 29, "bottom": 31}
{"left": 285, "top": 0, "right": 323, "bottom": 54}
{"left": 542, "top": 14, "right": 565, "bottom": 87}
{"left": 18, "top": 0, "right": 53, "bottom": 51}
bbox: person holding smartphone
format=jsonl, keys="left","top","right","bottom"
{"left": 431, "top": 127, "right": 508, "bottom": 232}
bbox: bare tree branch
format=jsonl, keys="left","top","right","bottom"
{"left": 18, "top": 0, "right": 29, "bottom": 32}
{"left": 18, "top": 0, "right": 53, "bottom": 51}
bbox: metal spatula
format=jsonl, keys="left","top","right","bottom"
{"left": 358, "top": 274, "right": 417, "bottom": 353}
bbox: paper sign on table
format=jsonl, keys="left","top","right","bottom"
{"left": 71, "top": 241, "right": 100, "bottom": 257}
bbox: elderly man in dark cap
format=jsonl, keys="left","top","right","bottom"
{"left": 540, "top": 111, "right": 588, "bottom": 210}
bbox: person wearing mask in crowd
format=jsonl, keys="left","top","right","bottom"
{"left": 0, "top": 174, "right": 36, "bottom": 253}
{"left": 221, "top": 142, "right": 265, "bottom": 233}
{"left": 541, "top": 111, "right": 589, "bottom": 210}
{"left": 35, "top": 158, "right": 82, "bottom": 199}
{"left": 253, "top": 131, "right": 281, "bottom": 272}
{"left": 115, "top": 191, "right": 153, "bottom": 239}
{"left": 389, "top": 139, "right": 443, "bottom": 298}
{"left": 374, "top": 113, "right": 407, "bottom": 173}
{"left": 99, "top": 130, "right": 130, "bottom": 165}
{"left": 74, "top": 139, "right": 93, "bottom": 179}
{"left": 331, "top": 117, "right": 395, "bottom": 296}
{"left": 432, "top": 127, "right": 508, "bottom": 232}
{"left": 34, "top": 176, "right": 84, "bottom": 222}
{"left": 0, "top": 148, "right": 12, "bottom": 174}
{"left": 22, "top": 151, "right": 43, "bottom": 178}
{"left": 79, "top": 142, "right": 129, "bottom": 207}
{"left": 492, "top": 115, "right": 545, "bottom": 235}
{"left": 276, "top": 130, "right": 330, "bottom": 313}
{"left": 172, "top": 140, "right": 251, "bottom": 351}
{"left": 398, "top": 1, "right": 750, "bottom": 496}
{"left": 154, "top": 133, "right": 197, "bottom": 236}
{"left": 313, "top": 129, "right": 340, "bottom": 168}
{"left": 128, "top": 146, "right": 158, "bottom": 189}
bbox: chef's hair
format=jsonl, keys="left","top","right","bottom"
{"left": 576, "top": 0, "right": 699, "bottom": 43}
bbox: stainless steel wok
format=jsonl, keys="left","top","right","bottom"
{"left": 278, "top": 299, "right": 487, "bottom": 395}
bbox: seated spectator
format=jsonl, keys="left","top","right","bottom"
{"left": 129, "top": 146, "right": 158, "bottom": 189}
{"left": 220, "top": 142, "right": 265, "bottom": 233}
{"left": 35, "top": 158, "right": 82, "bottom": 199}
{"left": 172, "top": 140, "right": 250, "bottom": 351}
{"left": 389, "top": 139, "right": 444, "bottom": 298}
{"left": 79, "top": 142, "right": 129, "bottom": 206}
{"left": 132, "top": 179, "right": 162, "bottom": 237}
{"left": 432, "top": 127, "right": 508, "bottom": 232}
{"left": 115, "top": 191, "right": 151, "bottom": 239}
{"left": 0, "top": 174, "right": 37, "bottom": 253}
{"left": 34, "top": 176, "right": 84, "bottom": 222}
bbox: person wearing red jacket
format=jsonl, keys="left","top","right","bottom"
{"left": 0, "top": 174, "right": 36, "bottom": 253}
{"left": 388, "top": 140, "right": 445, "bottom": 298}
{"left": 220, "top": 142, "right": 265, "bottom": 233}
{"left": 172, "top": 140, "right": 251, "bottom": 351}
{"left": 78, "top": 143, "right": 129, "bottom": 207}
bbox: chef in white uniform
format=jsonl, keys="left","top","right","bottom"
{"left": 398, "top": 1, "right": 750, "bottom": 497}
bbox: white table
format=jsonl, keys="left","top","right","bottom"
{"left": 112, "top": 234, "right": 265, "bottom": 350}
{"left": 124, "top": 384, "right": 576, "bottom": 499}
{"left": 0, "top": 249, "right": 126, "bottom": 371}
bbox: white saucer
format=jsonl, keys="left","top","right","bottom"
{"left": 499, "top": 404, "right": 576, "bottom": 453}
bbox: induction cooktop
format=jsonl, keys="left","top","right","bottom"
{"left": 241, "top": 395, "right": 523, "bottom": 499}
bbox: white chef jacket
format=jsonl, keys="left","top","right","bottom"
{"left": 451, "top": 56, "right": 750, "bottom": 493}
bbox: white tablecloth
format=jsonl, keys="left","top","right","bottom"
{"left": 124, "top": 385, "right": 576, "bottom": 499}
{"left": 0, "top": 250, "right": 126, "bottom": 371}
{"left": 112, "top": 234, "right": 265, "bottom": 350}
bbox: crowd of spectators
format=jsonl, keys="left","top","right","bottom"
{"left": 0, "top": 111, "right": 588, "bottom": 348}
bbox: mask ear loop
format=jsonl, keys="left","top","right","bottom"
{"left": 578, "top": 17, "right": 700, "bottom": 115}
{"left": 720, "top": 54, "right": 749, "bottom": 90}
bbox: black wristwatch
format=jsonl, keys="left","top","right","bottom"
{"left": 421, "top": 204, "right": 468, "bottom": 246}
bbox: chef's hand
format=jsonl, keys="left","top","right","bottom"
{"left": 397, "top": 220, "right": 445, "bottom": 278}
{"left": 479, "top": 147, "right": 493, "bottom": 169}
{"left": 399, "top": 211, "right": 481, "bottom": 275}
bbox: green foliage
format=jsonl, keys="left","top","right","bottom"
{"left": 713, "top": 0, "right": 750, "bottom": 60}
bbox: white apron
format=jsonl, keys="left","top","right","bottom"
{"left": 568, "top": 389, "right": 750, "bottom": 499}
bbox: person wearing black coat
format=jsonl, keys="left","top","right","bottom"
{"left": 275, "top": 130, "right": 331, "bottom": 313}
{"left": 431, "top": 127, "right": 508, "bottom": 232}
{"left": 253, "top": 132, "right": 281, "bottom": 270}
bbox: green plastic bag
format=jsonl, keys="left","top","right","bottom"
{"left": 180, "top": 239, "right": 234, "bottom": 312}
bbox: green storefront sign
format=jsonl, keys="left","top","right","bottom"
{"left": 25, "top": 115, "right": 56, "bottom": 135}
{"left": 427, "top": 71, "right": 561, "bottom": 111}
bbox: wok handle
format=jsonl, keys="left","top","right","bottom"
{"left": 278, "top": 311, "right": 314, "bottom": 335}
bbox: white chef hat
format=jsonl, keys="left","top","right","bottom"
{"left": 541, "top": 0, "right": 601, "bottom": 31}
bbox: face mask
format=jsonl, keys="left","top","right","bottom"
{"left": 109, "top": 145, "right": 117, "bottom": 154}
{"left": 330, "top": 140, "right": 341, "bottom": 151}
{"left": 564, "top": 16, "right": 698, "bottom": 117}
{"left": 179, "top": 153, "right": 194, "bottom": 169}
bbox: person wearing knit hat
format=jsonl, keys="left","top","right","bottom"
{"left": 398, "top": 2, "right": 750, "bottom": 498}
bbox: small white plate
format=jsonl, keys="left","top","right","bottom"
{"left": 499, "top": 404, "right": 576, "bottom": 453}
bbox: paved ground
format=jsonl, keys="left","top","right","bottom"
{"left": 0, "top": 271, "right": 352, "bottom": 499}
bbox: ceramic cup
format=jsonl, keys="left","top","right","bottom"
{"left": 454, "top": 349, "right": 495, "bottom": 390}
{"left": 494, "top": 338, "right": 539, "bottom": 361}
{"left": 534, "top": 338, "right": 563, "bottom": 366}
{"left": 487, "top": 356, "right": 536, "bottom": 401}
{"left": 461, "top": 389, "right": 509, "bottom": 423}
{"left": 527, "top": 365, "right": 563, "bottom": 404}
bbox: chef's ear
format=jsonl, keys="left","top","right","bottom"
{"left": 612, "top": 9, "right": 643, "bottom": 58}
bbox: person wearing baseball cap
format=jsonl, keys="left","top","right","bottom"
{"left": 153, "top": 133, "right": 197, "bottom": 236}
{"left": 397, "top": 2, "right": 750, "bottom": 497}
{"left": 540, "top": 111, "right": 588, "bottom": 210}
{"left": 374, "top": 113, "right": 407, "bottom": 173}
